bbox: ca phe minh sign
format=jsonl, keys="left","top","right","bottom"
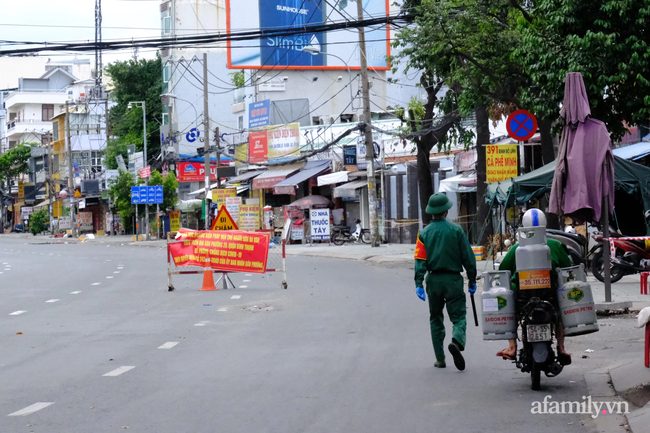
{"left": 485, "top": 144, "right": 518, "bottom": 184}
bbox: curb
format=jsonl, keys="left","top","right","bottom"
{"left": 584, "top": 363, "right": 632, "bottom": 432}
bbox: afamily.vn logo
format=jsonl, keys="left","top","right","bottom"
{"left": 531, "top": 395, "right": 629, "bottom": 419}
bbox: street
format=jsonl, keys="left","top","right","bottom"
{"left": 0, "top": 237, "right": 634, "bottom": 432}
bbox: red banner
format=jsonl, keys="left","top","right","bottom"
{"left": 169, "top": 229, "right": 270, "bottom": 274}
{"left": 249, "top": 131, "right": 268, "bottom": 164}
{"left": 177, "top": 162, "right": 219, "bottom": 182}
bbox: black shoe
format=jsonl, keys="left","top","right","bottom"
{"left": 452, "top": 338, "right": 465, "bottom": 351}
{"left": 448, "top": 341, "right": 466, "bottom": 371}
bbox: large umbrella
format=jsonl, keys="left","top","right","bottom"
{"left": 549, "top": 72, "right": 616, "bottom": 301}
{"left": 287, "top": 195, "right": 331, "bottom": 210}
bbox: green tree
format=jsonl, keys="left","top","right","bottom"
{"left": 105, "top": 56, "right": 163, "bottom": 170}
{"left": 29, "top": 209, "right": 48, "bottom": 236}
{"left": 149, "top": 170, "right": 178, "bottom": 213}
{"left": 108, "top": 170, "right": 136, "bottom": 233}
{"left": 0, "top": 144, "right": 32, "bottom": 184}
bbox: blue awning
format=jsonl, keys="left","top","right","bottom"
{"left": 613, "top": 141, "right": 650, "bottom": 161}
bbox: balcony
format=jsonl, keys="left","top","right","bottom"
{"left": 5, "top": 89, "right": 69, "bottom": 110}
{"left": 5, "top": 119, "right": 52, "bottom": 139}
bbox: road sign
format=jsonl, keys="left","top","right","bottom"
{"left": 131, "top": 186, "right": 163, "bottom": 204}
{"left": 506, "top": 110, "right": 538, "bottom": 142}
{"left": 73, "top": 188, "right": 83, "bottom": 198}
{"left": 139, "top": 166, "right": 151, "bottom": 179}
{"left": 210, "top": 206, "right": 238, "bottom": 231}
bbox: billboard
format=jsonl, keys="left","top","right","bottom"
{"left": 267, "top": 123, "right": 301, "bottom": 162}
{"left": 249, "top": 100, "right": 271, "bottom": 129}
{"left": 226, "top": 0, "right": 390, "bottom": 70}
{"left": 177, "top": 163, "right": 220, "bottom": 182}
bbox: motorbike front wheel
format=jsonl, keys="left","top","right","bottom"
{"left": 531, "top": 361, "right": 541, "bottom": 391}
{"left": 332, "top": 232, "right": 346, "bottom": 246}
{"left": 590, "top": 250, "right": 625, "bottom": 283}
{"left": 360, "top": 230, "right": 371, "bottom": 244}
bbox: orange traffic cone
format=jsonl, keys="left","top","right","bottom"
{"left": 200, "top": 258, "right": 217, "bottom": 291}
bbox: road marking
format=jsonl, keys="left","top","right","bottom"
{"left": 245, "top": 273, "right": 252, "bottom": 276}
{"left": 9, "top": 311, "right": 26, "bottom": 316}
{"left": 91, "top": 283, "right": 101, "bottom": 286}
{"left": 218, "top": 307, "right": 228, "bottom": 312}
{"left": 45, "top": 299, "right": 60, "bottom": 303}
{"left": 0, "top": 272, "right": 3, "bottom": 274}
{"left": 231, "top": 295, "right": 241, "bottom": 299}
{"left": 158, "top": 342, "right": 179, "bottom": 349}
{"left": 194, "top": 321, "right": 210, "bottom": 326}
{"left": 113, "top": 271, "right": 120, "bottom": 274}
{"left": 117, "top": 267, "right": 124, "bottom": 270}
{"left": 243, "top": 280, "right": 251, "bottom": 282}
{"left": 106, "top": 276, "right": 114, "bottom": 279}
{"left": 8, "top": 402, "right": 54, "bottom": 417}
{"left": 239, "top": 285, "right": 248, "bottom": 289}
{"left": 4, "top": 269, "right": 11, "bottom": 271}
{"left": 102, "top": 366, "right": 135, "bottom": 377}
{"left": 70, "top": 291, "right": 82, "bottom": 295}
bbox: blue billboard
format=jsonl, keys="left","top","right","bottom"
{"left": 249, "top": 99, "right": 271, "bottom": 129}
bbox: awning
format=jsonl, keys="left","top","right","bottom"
{"left": 252, "top": 163, "right": 304, "bottom": 190}
{"left": 333, "top": 179, "right": 367, "bottom": 198}
{"left": 34, "top": 198, "right": 55, "bottom": 208}
{"left": 613, "top": 141, "right": 650, "bottom": 161}
{"left": 318, "top": 171, "right": 348, "bottom": 186}
{"left": 226, "top": 170, "right": 265, "bottom": 185}
{"left": 439, "top": 171, "right": 477, "bottom": 193}
{"left": 273, "top": 160, "right": 331, "bottom": 195}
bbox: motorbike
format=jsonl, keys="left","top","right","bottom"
{"left": 331, "top": 219, "right": 370, "bottom": 245}
{"left": 546, "top": 228, "right": 587, "bottom": 268}
{"left": 590, "top": 230, "right": 650, "bottom": 283}
{"left": 516, "top": 291, "right": 564, "bottom": 390}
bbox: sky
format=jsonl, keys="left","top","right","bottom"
{"left": 0, "top": 0, "right": 162, "bottom": 63}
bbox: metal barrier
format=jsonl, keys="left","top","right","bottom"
{"left": 166, "top": 231, "right": 287, "bottom": 291}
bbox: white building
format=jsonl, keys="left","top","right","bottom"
{"left": 159, "top": 0, "right": 422, "bottom": 159}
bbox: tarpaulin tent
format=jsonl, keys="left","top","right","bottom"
{"left": 485, "top": 156, "right": 650, "bottom": 212}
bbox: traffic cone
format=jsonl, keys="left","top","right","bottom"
{"left": 200, "top": 258, "right": 217, "bottom": 291}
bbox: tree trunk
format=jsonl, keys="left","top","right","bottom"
{"left": 476, "top": 105, "right": 491, "bottom": 244}
{"left": 417, "top": 142, "right": 434, "bottom": 226}
{"left": 539, "top": 118, "right": 556, "bottom": 166}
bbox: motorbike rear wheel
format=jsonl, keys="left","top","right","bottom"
{"left": 531, "top": 361, "right": 541, "bottom": 391}
{"left": 332, "top": 232, "right": 346, "bottom": 246}
{"left": 360, "top": 231, "right": 371, "bottom": 244}
{"left": 590, "top": 250, "right": 625, "bottom": 283}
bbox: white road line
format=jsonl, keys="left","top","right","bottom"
{"left": 218, "top": 307, "right": 228, "bottom": 312}
{"left": 106, "top": 276, "right": 114, "bottom": 279}
{"left": 113, "top": 271, "right": 120, "bottom": 274}
{"left": 9, "top": 311, "right": 26, "bottom": 316}
{"left": 70, "top": 291, "right": 82, "bottom": 295}
{"left": 194, "top": 323, "right": 206, "bottom": 327}
{"left": 231, "top": 295, "right": 241, "bottom": 299}
{"left": 8, "top": 402, "right": 54, "bottom": 417}
{"left": 4, "top": 269, "right": 10, "bottom": 271}
{"left": 158, "top": 342, "right": 179, "bottom": 349}
{"left": 245, "top": 273, "right": 252, "bottom": 276}
{"left": 239, "top": 285, "right": 248, "bottom": 289}
{"left": 102, "top": 366, "right": 135, "bottom": 377}
{"left": 117, "top": 267, "right": 124, "bottom": 270}
{"left": 0, "top": 272, "right": 3, "bottom": 274}
{"left": 243, "top": 280, "right": 251, "bottom": 282}
{"left": 45, "top": 299, "right": 60, "bottom": 303}
{"left": 91, "top": 283, "right": 101, "bottom": 286}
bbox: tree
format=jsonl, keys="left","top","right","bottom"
{"left": 149, "top": 170, "right": 178, "bottom": 214}
{"left": 29, "top": 209, "right": 48, "bottom": 236}
{"left": 108, "top": 170, "right": 136, "bottom": 233}
{"left": 0, "top": 144, "right": 32, "bottom": 184}
{"left": 105, "top": 56, "right": 163, "bottom": 170}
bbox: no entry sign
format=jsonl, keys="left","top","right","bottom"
{"left": 506, "top": 110, "right": 538, "bottom": 142}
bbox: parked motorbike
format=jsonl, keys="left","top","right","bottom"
{"left": 331, "top": 219, "right": 370, "bottom": 245}
{"left": 546, "top": 228, "right": 587, "bottom": 268}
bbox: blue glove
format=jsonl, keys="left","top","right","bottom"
{"left": 416, "top": 287, "right": 426, "bottom": 301}
{"left": 468, "top": 283, "right": 477, "bottom": 295}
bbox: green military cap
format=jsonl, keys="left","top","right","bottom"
{"left": 425, "top": 193, "right": 452, "bottom": 215}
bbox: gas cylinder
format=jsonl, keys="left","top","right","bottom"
{"left": 516, "top": 226, "right": 552, "bottom": 291}
{"left": 557, "top": 264, "right": 599, "bottom": 336}
{"left": 481, "top": 270, "right": 517, "bottom": 340}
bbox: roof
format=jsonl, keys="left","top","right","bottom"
{"left": 439, "top": 171, "right": 477, "bottom": 193}
{"left": 613, "top": 141, "right": 650, "bottom": 161}
{"left": 273, "top": 160, "right": 330, "bottom": 194}
{"left": 318, "top": 171, "right": 348, "bottom": 186}
{"left": 40, "top": 67, "right": 78, "bottom": 82}
{"left": 333, "top": 179, "right": 368, "bottom": 198}
{"left": 226, "top": 170, "right": 264, "bottom": 184}
{"left": 251, "top": 162, "right": 304, "bottom": 190}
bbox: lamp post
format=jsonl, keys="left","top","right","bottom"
{"left": 127, "top": 101, "right": 148, "bottom": 240}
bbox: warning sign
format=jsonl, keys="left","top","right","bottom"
{"left": 519, "top": 270, "right": 551, "bottom": 290}
{"left": 74, "top": 188, "right": 83, "bottom": 198}
{"left": 169, "top": 210, "right": 180, "bottom": 232}
{"left": 210, "top": 206, "right": 239, "bottom": 231}
{"left": 486, "top": 144, "right": 518, "bottom": 184}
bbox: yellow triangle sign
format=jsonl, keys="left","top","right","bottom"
{"left": 73, "top": 188, "right": 83, "bottom": 198}
{"left": 210, "top": 205, "right": 238, "bottom": 231}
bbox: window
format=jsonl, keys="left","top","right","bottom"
{"left": 163, "top": 64, "right": 172, "bottom": 83}
{"left": 41, "top": 133, "right": 52, "bottom": 146}
{"left": 53, "top": 121, "right": 59, "bottom": 141}
{"left": 42, "top": 104, "right": 54, "bottom": 121}
{"left": 238, "top": 116, "right": 244, "bottom": 131}
{"left": 162, "top": 113, "right": 169, "bottom": 126}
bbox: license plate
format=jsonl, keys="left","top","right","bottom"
{"left": 527, "top": 324, "right": 552, "bottom": 342}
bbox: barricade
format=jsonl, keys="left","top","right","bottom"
{"left": 166, "top": 230, "right": 287, "bottom": 291}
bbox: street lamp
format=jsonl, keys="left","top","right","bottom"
{"left": 302, "top": 46, "right": 357, "bottom": 111}
{"left": 127, "top": 100, "right": 148, "bottom": 240}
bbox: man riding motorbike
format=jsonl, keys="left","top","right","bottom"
{"left": 496, "top": 209, "right": 573, "bottom": 365}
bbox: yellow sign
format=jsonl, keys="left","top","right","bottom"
{"left": 238, "top": 204, "right": 261, "bottom": 231}
{"left": 519, "top": 270, "right": 551, "bottom": 290}
{"left": 212, "top": 188, "right": 237, "bottom": 209}
{"left": 267, "top": 123, "right": 300, "bottom": 161}
{"left": 234, "top": 142, "right": 248, "bottom": 166}
{"left": 486, "top": 144, "right": 518, "bottom": 184}
{"left": 210, "top": 206, "right": 238, "bottom": 231}
{"left": 18, "top": 181, "right": 24, "bottom": 199}
{"left": 169, "top": 210, "right": 180, "bottom": 232}
{"left": 73, "top": 188, "right": 83, "bottom": 198}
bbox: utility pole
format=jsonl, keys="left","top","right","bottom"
{"left": 65, "top": 101, "right": 76, "bottom": 238}
{"left": 142, "top": 101, "right": 149, "bottom": 240}
{"left": 48, "top": 135, "right": 54, "bottom": 235}
{"left": 356, "top": 0, "right": 380, "bottom": 247}
{"left": 203, "top": 53, "right": 211, "bottom": 230}
{"left": 215, "top": 127, "right": 220, "bottom": 188}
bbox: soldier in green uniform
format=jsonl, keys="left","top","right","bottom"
{"left": 414, "top": 193, "right": 477, "bottom": 370}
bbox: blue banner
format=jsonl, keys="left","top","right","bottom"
{"left": 131, "top": 186, "right": 164, "bottom": 204}
{"left": 249, "top": 99, "right": 271, "bottom": 129}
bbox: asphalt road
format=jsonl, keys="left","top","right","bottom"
{"left": 0, "top": 237, "right": 619, "bottom": 432}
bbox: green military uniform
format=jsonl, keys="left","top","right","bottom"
{"left": 414, "top": 195, "right": 477, "bottom": 364}
{"left": 499, "top": 239, "right": 572, "bottom": 291}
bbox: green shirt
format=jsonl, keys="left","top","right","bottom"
{"left": 414, "top": 218, "right": 477, "bottom": 287}
{"left": 499, "top": 239, "right": 572, "bottom": 290}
